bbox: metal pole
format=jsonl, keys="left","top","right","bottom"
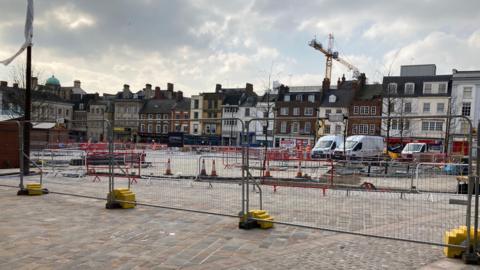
{"left": 23, "top": 45, "right": 32, "bottom": 175}
{"left": 464, "top": 118, "right": 474, "bottom": 258}
{"left": 474, "top": 121, "right": 480, "bottom": 251}
{"left": 18, "top": 122, "right": 24, "bottom": 189}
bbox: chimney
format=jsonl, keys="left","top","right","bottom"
{"left": 74, "top": 80, "right": 81, "bottom": 88}
{"left": 167, "top": 83, "right": 174, "bottom": 92}
{"left": 176, "top": 91, "right": 183, "bottom": 101}
{"left": 13, "top": 83, "right": 18, "bottom": 88}
{"left": 154, "top": 86, "right": 161, "bottom": 99}
{"left": 341, "top": 74, "right": 346, "bottom": 83}
{"left": 322, "top": 78, "right": 330, "bottom": 91}
{"left": 245, "top": 83, "right": 253, "bottom": 93}
{"left": 0, "top": 81, "right": 7, "bottom": 87}
{"left": 337, "top": 78, "right": 341, "bottom": 87}
{"left": 452, "top": 69, "right": 458, "bottom": 74}
{"left": 215, "top": 84, "right": 222, "bottom": 93}
{"left": 32, "top": 77, "right": 38, "bottom": 89}
{"left": 145, "top": 83, "right": 152, "bottom": 90}
{"left": 123, "top": 84, "right": 130, "bottom": 91}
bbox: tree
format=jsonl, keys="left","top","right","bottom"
{"left": 9, "top": 63, "right": 43, "bottom": 89}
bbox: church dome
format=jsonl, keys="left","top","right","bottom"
{"left": 45, "top": 75, "right": 60, "bottom": 86}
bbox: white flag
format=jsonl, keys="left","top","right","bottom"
{"left": 0, "top": 0, "right": 34, "bottom": 66}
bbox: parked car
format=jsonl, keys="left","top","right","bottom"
{"left": 334, "top": 135, "right": 385, "bottom": 159}
{"left": 311, "top": 135, "right": 344, "bottom": 158}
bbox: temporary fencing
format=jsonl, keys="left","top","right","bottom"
{"left": 4, "top": 115, "right": 480, "bottom": 260}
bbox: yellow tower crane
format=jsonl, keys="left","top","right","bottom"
{"left": 309, "top": 33, "right": 360, "bottom": 81}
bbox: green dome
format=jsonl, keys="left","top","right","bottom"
{"left": 46, "top": 75, "right": 60, "bottom": 86}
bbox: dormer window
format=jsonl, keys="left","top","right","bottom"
{"left": 438, "top": 83, "right": 447, "bottom": 94}
{"left": 404, "top": 83, "right": 414, "bottom": 95}
{"left": 387, "top": 83, "right": 397, "bottom": 94}
{"left": 328, "top": 94, "right": 337, "bottom": 103}
{"left": 284, "top": 95, "right": 290, "bottom": 102}
{"left": 423, "top": 83, "right": 432, "bottom": 94}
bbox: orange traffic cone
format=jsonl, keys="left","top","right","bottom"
{"left": 200, "top": 159, "right": 207, "bottom": 176}
{"left": 264, "top": 159, "right": 271, "bottom": 178}
{"left": 211, "top": 160, "right": 218, "bottom": 177}
{"left": 296, "top": 160, "right": 303, "bottom": 178}
{"left": 164, "top": 158, "right": 173, "bottom": 175}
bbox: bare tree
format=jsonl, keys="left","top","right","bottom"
{"left": 9, "top": 63, "right": 43, "bottom": 89}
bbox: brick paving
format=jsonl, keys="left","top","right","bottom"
{"left": 0, "top": 186, "right": 477, "bottom": 269}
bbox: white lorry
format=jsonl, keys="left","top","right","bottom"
{"left": 334, "top": 135, "right": 385, "bottom": 159}
{"left": 311, "top": 135, "right": 344, "bottom": 158}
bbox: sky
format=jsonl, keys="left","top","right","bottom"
{"left": 1, "top": 0, "right": 480, "bottom": 96}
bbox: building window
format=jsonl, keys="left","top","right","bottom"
{"left": 194, "top": 99, "right": 199, "bottom": 109}
{"left": 175, "top": 124, "right": 180, "bottom": 132}
{"left": 245, "top": 108, "right": 250, "bottom": 117}
{"left": 369, "top": 124, "right": 375, "bottom": 135}
{"left": 335, "top": 125, "right": 342, "bottom": 134}
{"left": 404, "top": 102, "right": 412, "bottom": 113}
{"left": 296, "top": 95, "right": 303, "bottom": 101}
{"left": 194, "top": 112, "right": 199, "bottom": 119}
{"left": 371, "top": 106, "right": 376, "bottom": 115}
{"left": 193, "top": 124, "right": 199, "bottom": 134}
{"left": 461, "top": 87, "right": 473, "bottom": 100}
{"left": 358, "top": 124, "right": 369, "bottom": 135}
{"left": 422, "top": 121, "right": 443, "bottom": 131}
{"left": 353, "top": 106, "right": 359, "bottom": 114}
{"left": 148, "top": 114, "right": 153, "bottom": 119}
{"left": 437, "top": 103, "right": 445, "bottom": 113}
{"left": 293, "top": 107, "right": 300, "bottom": 116}
{"left": 163, "top": 125, "right": 168, "bottom": 133}
{"left": 336, "top": 109, "right": 342, "bottom": 114}
{"left": 304, "top": 107, "right": 314, "bottom": 116}
{"left": 284, "top": 95, "right": 290, "bottom": 102}
{"left": 388, "top": 103, "right": 395, "bottom": 113}
{"left": 360, "top": 106, "right": 369, "bottom": 115}
{"left": 176, "top": 114, "right": 180, "bottom": 119}
{"left": 184, "top": 114, "right": 189, "bottom": 119}
{"left": 156, "top": 125, "right": 161, "bottom": 133}
{"left": 405, "top": 83, "right": 415, "bottom": 95}
{"left": 387, "top": 83, "right": 397, "bottom": 94}
{"left": 308, "top": 95, "right": 315, "bottom": 102}
{"left": 280, "top": 107, "right": 289, "bottom": 116}
{"left": 462, "top": 102, "right": 471, "bottom": 116}
{"left": 280, "top": 121, "right": 287, "bottom": 133}
{"left": 423, "top": 103, "right": 430, "bottom": 113}
{"left": 423, "top": 83, "right": 432, "bottom": 94}
{"left": 304, "top": 122, "right": 311, "bottom": 133}
{"left": 163, "top": 114, "right": 169, "bottom": 119}
{"left": 325, "top": 109, "right": 331, "bottom": 116}
{"left": 324, "top": 125, "right": 331, "bottom": 134}
{"left": 438, "top": 83, "right": 447, "bottom": 94}
{"left": 463, "top": 87, "right": 473, "bottom": 99}
{"left": 392, "top": 120, "right": 409, "bottom": 130}
{"left": 140, "top": 124, "right": 145, "bottom": 132}
{"left": 352, "top": 124, "right": 358, "bottom": 134}
{"left": 79, "top": 104, "right": 84, "bottom": 110}
{"left": 147, "top": 124, "right": 152, "bottom": 133}
{"left": 292, "top": 122, "right": 299, "bottom": 133}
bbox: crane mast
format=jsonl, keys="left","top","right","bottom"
{"left": 309, "top": 33, "right": 360, "bottom": 80}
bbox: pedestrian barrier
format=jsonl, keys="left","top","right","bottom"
{"left": 7, "top": 115, "right": 480, "bottom": 263}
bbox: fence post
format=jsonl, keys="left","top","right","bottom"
{"left": 463, "top": 118, "right": 477, "bottom": 263}
{"left": 17, "top": 121, "right": 25, "bottom": 191}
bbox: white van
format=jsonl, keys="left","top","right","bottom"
{"left": 401, "top": 143, "right": 427, "bottom": 157}
{"left": 334, "top": 135, "right": 385, "bottom": 158}
{"left": 311, "top": 135, "right": 344, "bottom": 158}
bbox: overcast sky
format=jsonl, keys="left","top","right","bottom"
{"left": 1, "top": 0, "right": 479, "bottom": 96}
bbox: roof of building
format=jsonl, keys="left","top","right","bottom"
{"left": 382, "top": 75, "right": 452, "bottom": 97}
{"left": 46, "top": 75, "right": 60, "bottom": 86}
{"left": 355, "top": 84, "right": 383, "bottom": 100}
{"left": 320, "top": 88, "right": 355, "bottom": 108}
{"left": 172, "top": 97, "right": 191, "bottom": 111}
{"left": 140, "top": 99, "right": 176, "bottom": 114}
